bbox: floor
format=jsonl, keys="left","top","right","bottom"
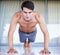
{"left": 0, "top": 46, "right": 60, "bottom": 55}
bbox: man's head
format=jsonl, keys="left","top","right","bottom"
{"left": 21, "top": 0, "right": 34, "bottom": 10}
{"left": 21, "top": 1, "right": 34, "bottom": 20}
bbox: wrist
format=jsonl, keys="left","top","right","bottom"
{"left": 9, "top": 47, "right": 14, "bottom": 49}
{"left": 44, "top": 47, "right": 48, "bottom": 50}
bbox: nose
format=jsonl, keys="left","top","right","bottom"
{"left": 26, "top": 13, "right": 30, "bottom": 17}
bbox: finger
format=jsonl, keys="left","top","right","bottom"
{"left": 7, "top": 51, "right": 9, "bottom": 53}
{"left": 45, "top": 51, "right": 51, "bottom": 54}
{"left": 7, "top": 50, "right": 11, "bottom": 53}
{"left": 40, "top": 50, "right": 45, "bottom": 54}
{"left": 45, "top": 51, "right": 48, "bottom": 54}
{"left": 10, "top": 51, "right": 13, "bottom": 53}
{"left": 39, "top": 50, "right": 41, "bottom": 53}
{"left": 49, "top": 51, "right": 51, "bottom": 54}
{"left": 39, "top": 50, "right": 43, "bottom": 53}
{"left": 14, "top": 51, "right": 18, "bottom": 53}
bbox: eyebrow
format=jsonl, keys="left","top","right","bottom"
{"left": 23, "top": 11, "right": 32, "bottom": 13}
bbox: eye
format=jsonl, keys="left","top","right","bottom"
{"left": 24, "top": 11, "right": 27, "bottom": 14}
{"left": 29, "top": 12, "right": 31, "bottom": 14}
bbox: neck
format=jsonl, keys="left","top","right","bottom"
{"left": 23, "top": 17, "right": 32, "bottom": 22}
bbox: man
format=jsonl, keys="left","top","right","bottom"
{"left": 7, "top": 0, "right": 51, "bottom": 54}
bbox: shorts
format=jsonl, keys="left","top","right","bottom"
{"left": 18, "top": 28, "right": 37, "bottom": 42}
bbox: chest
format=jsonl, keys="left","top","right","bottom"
{"left": 18, "top": 17, "right": 37, "bottom": 27}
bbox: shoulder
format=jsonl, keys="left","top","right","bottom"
{"left": 33, "top": 11, "right": 44, "bottom": 23}
{"left": 33, "top": 11, "right": 43, "bottom": 18}
{"left": 13, "top": 10, "right": 22, "bottom": 18}
{"left": 12, "top": 10, "right": 22, "bottom": 20}
{"left": 10, "top": 10, "right": 22, "bottom": 23}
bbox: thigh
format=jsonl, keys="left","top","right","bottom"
{"left": 28, "top": 29, "right": 37, "bottom": 42}
{"left": 19, "top": 29, "right": 27, "bottom": 42}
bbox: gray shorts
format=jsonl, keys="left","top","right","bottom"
{"left": 18, "top": 28, "right": 37, "bottom": 42}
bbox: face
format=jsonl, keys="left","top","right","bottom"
{"left": 22, "top": 7, "right": 33, "bottom": 20}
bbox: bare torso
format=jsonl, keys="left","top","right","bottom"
{"left": 18, "top": 15, "right": 37, "bottom": 32}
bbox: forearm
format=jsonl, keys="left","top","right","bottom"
{"left": 44, "top": 33, "right": 49, "bottom": 50}
{"left": 8, "top": 33, "right": 14, "bottom": 49}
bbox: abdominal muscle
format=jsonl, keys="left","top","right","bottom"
{"left": 18, "top": 17, "right": 37, "bottom": 32}
{"left": 19, "top": 25, "right": 36, "bottom": 32}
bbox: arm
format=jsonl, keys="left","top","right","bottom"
{"left": 8, "top": 14, "right": 17, "bottom": 49}
{"left": 39, "top": 16, "right": 49, "bottom": 50}
{"left": 8, "top": 12, "right": 20, "bottom": 49}
{"left": 7, "top": 11, "right": 22, "bottom": 53}
{"left": 8, "top": 11, "right": 22, "bottom": 49}
{"left": 35, "top": 13, "right": 50, "bottom": 54}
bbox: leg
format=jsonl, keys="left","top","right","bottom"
{"left": 28, "top": 39, "right": 30, "bottom": 48}
{"left": 19, "top": 28, "right": 27, "bottom": 48}
{"left": 24, "top": 40, "right": 26, "bottom": 48}
{"left": 24, "top": 39, "right": 30, "bottom": 48}
{"left": 28, "top": 29, "right": 37, "bottom": 47}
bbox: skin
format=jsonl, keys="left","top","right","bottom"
{"left": 7, "top": 7, "right": 51, "bottom": 54}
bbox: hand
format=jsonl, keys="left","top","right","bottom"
{"left": 7, "top": 48, "right": 18, "bottom": 53}
{"left": 39, "top": 49, "right": 51, "bottom": 54}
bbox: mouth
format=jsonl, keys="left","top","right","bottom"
{"left": 26, "top": 17, "right": 29, "bottom": 18}
{"left": 24, "top": 17, "right": 31, "bottom": 22}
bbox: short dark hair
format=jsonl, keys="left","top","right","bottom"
{"left": 21, "top": 0, "right": 34, "bottom": 10}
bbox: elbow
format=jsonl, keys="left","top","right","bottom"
{"left": 8, "top": 31, "right": 13, "bottom": 37}
{"left": 8, "top": 31, "right": 10, "bottom": 37}
{"left": 43, "top": 31, "right": 49, "bottom": 37}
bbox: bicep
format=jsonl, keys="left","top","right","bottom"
{"left": 8, "top": 15, "right": 17, "bottom": 34}
{"left": 9, "top": 21, "right": 16, "bottom": 34}
{"left": 39, "top": 20, "right": 48, "bottom": 34}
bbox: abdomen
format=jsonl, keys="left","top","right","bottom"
{"left": 19, "top": 25, "right": 36, "bottom": 33}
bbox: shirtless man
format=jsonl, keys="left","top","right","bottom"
{"left": 7, "top": 0, "right": 51, "bottom": 54}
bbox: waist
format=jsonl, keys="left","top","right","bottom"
{"left": 19, "top": 28, "right": 37, "bottom": 34}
